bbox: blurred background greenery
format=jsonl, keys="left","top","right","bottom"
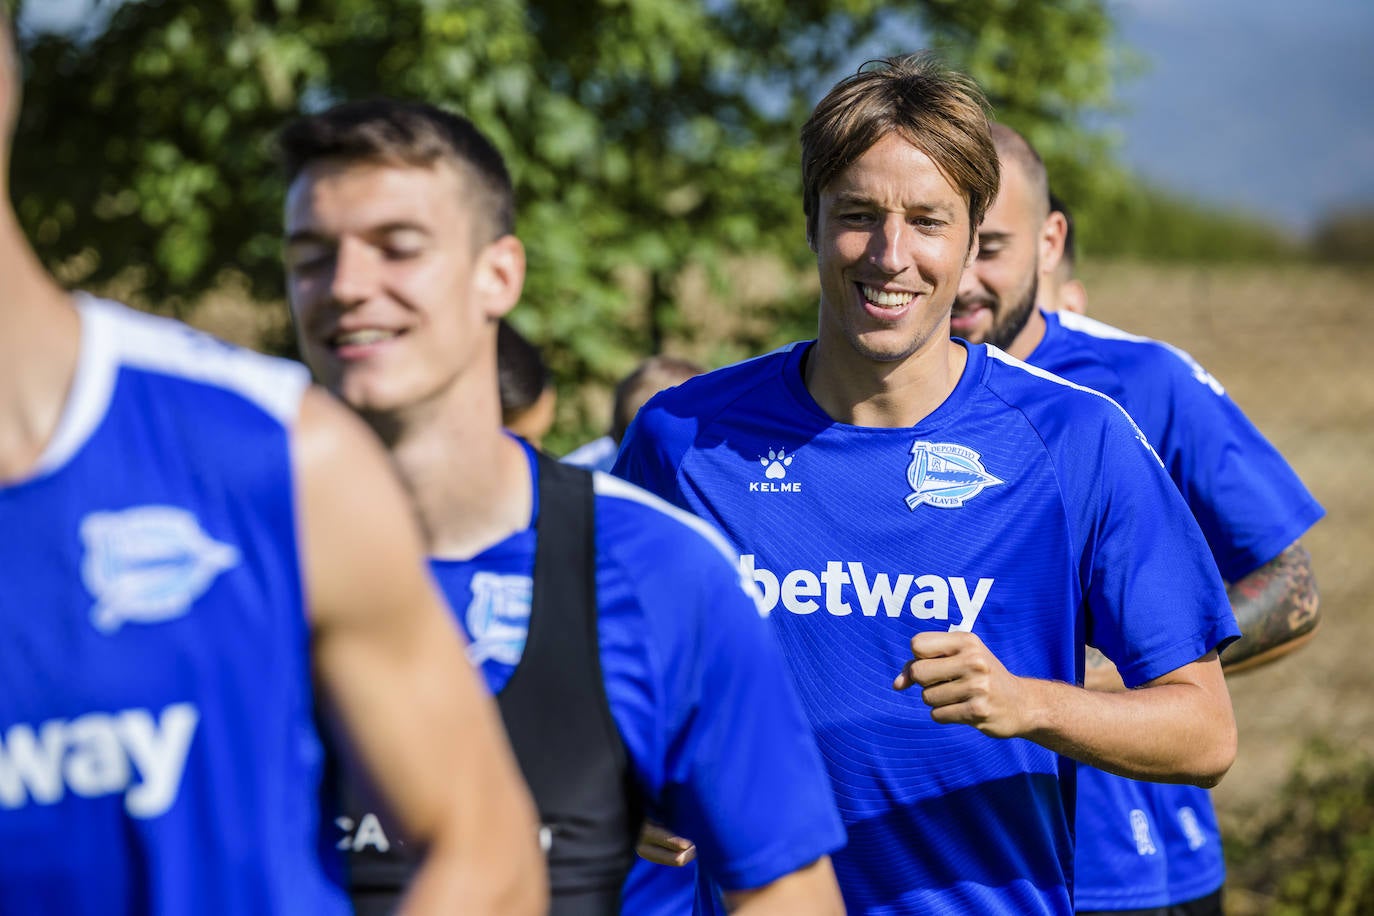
{"left": 12, "top": 0, "right": 1368, "bottom": 450}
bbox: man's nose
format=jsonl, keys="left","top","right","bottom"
{"left": 867, "top": 214, "right": 911, "bottom": 274}
{"left": 329, "top": 237, "right": 381, "bottom": 307}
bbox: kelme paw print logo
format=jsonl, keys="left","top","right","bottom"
{"left": 760, "top": 448, "right": 794, "bottom": 479}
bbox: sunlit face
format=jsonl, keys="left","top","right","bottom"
{"left": 953, "top": 155, "right": 1043, "bottom": 350}
{"left": 813, "top": 132, "right": 977, "bottom": 366}
{"left": 283, "top": 159, "right": 521, "bottom": 417}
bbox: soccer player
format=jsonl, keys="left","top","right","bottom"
{"left": 954, "top": 123, "right": 1323, "bottom": 916}
{"left": 1036, "top": 192, "right": 1087, "bottom": 315}
{"left": 0, "top": 14, "right": 545, "bottom": 915}
{"left": 614, "top": 53, "right": 1240, "bottom": 914}
{"left": 564, "top": 355, "right": 706, "bottom": 473}
{"left": 278, "top": 99, "right": 846, "bottom": 915}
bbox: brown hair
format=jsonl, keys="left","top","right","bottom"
{"left": 801, "top": 53, "right": 999, "bottom": 245}
{"left": 277, "top": 99, "right": 515, "bottom": 243}
{"left": 612, "top": 355, "right": 705, "bottom": 442}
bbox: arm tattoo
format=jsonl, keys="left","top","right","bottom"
{"left": 1222, "top": 541, "right": 1320, "bottom": 671}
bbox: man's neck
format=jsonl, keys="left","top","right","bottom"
{"left": 1004, "top": 307, "right": 1048, "bottom": 362}
{"left": 380, "top": 389, "right": 534, "bottom": 560}
{"left": 0, "top": 217, "right": 80, "bottom": 481}
{"left": 804, "top": 333, "right": 968, "bottom": 429}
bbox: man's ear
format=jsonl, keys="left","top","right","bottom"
{"left": 1039, "top": 211, "right": 1068, "bottom": 277}
{"left": 476, "top": 234, "right": 526, "bottom": 320}
{"left": 964, "top": 228, "right": 980, "bottom": 269}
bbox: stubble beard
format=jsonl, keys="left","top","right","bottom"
{"left": 984, "top": 274, "right": 1039, "bottom": 353}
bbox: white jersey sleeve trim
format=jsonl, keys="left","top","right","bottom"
{"left": 31, "top": 296, "right": 121, "bottom": 476}
{"left": 79, "top": 295, "right": 311, "bottom": 425}
{"left": 1056, "top": 311, "right": 1227, "bottom": 396}
{"left": 591, "top": 471, "right": 741, "bottom": 570}
{"left": 984, "top": 344, "right": 1162, "bottom": 465}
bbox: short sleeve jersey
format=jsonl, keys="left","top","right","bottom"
{"left": 428, "top": 440, "right": 844, "bottom": 898}
{"left": 0, "top": 297, "right": 347, "bottom": 914}
{"left": 1029, "top": 310, "right": 1323, "bottom": 910}
{"left": 614, "top": 339, "right": 1240, "bottom": 915}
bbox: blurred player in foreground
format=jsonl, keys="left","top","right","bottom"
{"left": 954, "top": 122, "right": 1322, "bottom": 916}
{"left": 616, "top": 53, "right": 1240, "bottom": 914}
{"left": 0, "top": 13, "right": 544, "bottom": 915}
{"left": 279, "top": 98, "right": 845, "bottom": 915}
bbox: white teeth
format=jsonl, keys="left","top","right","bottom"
{"left": 334, "top": 329, "right": 398, "bottom": 346}
{"left": 862, "top": 285, "right": 916, "bottom": 307}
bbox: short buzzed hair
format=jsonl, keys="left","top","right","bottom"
{"left": 989, "top": 122, "right": 1049, "bottom": 222}
{"left": 801, "top": 53, "right": 1000, "bottom": 245}
{"left": 277, "top": 99, "right": 515, "bottom": 244}
{"left": 611, "top": 355, "right": 704, "bottom": 442}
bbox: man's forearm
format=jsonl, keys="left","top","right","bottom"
{"left": 1223, "top": 541, "right": 1320, "bottom": 673}
{"left": 1020, "top": 656, "right": 1236, "bottom": 787}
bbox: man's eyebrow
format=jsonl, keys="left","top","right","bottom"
{"left": 978, "top": 230, "right": 1012, "bottom": 242}
{"left": 829, "top": 192, "right": 958, "bottom": 218}
{"left": 284, "top": 222, "right": 433, "bottom": 247}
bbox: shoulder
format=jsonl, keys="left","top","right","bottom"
{"left": 1056, "top": 312, "right": 1226, "bottom": 397}
{"left": 562, "top": 435, "right": 618, "bottom": 470}
{"left": 633, "top": 344, "right": 799, "bottom": 438}
{"left": 592, "top": 472, "right": 741, "bottom": 573}
{"left": 82, "top": 294, "right": 310, "bottom": 426}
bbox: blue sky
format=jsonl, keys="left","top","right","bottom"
{"left": 1106, "top": 0, "right": 1374, "bottom": 234}
{"left": 22, "top": 0, "right": 1374, "bottom": 235}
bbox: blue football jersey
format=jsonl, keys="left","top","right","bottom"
{"left": 0, "top": 297, "right": 348, "bottom": 913}
{"left": 426, "top": 439, "right": 844, "bottom": 905}
{"left": 1029, "top": 310, "right": 1323, "bottom": 910}
{"left": 615, "top": 339, "right": 1240, "bottom": 915}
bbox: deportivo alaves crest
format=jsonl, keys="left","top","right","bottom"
{"left": 905, "top": 441, "right": 1003, "bottom": 509}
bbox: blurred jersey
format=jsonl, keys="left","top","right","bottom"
{"left": 615, "top": 339, "right": 1239, "bottom": 915}
{"left": 339, "top": 437, "right": 844, "bottom": 906}
{"left": 1028, "top": 309, "right": 1323, "bottom": 911}
{"left": 0, "top": 297, "right": 347, "bottom": 913}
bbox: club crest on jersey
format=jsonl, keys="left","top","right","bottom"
{"left": 81, "top": 506, "right": 241, "bottom": 633}
{"left": 904, "top": 441, "right": 1003, "bottom": 509}
{"left": 465, "top": 572, "right": 532, "bottom": 667}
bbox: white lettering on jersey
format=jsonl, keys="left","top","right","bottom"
{"left": 0, "top": 703, "right": 199, "bottom": 818}
{"left": 1176, "top": 805, "right": 1207, "bottom": 850}
{"left": 1129, "top": 808, "right": 1159, "bottom": 856}
{"left": 740, "top": 555, "right": 992, "bottom": 631}
{"left": 336, "top": 812, "right": 393, "bottom": 853}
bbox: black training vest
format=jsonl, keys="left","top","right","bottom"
{"left": 348, "top": 452, "right": 641, "bottom": 915}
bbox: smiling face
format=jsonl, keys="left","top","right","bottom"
{"left": 283, "top": 158, "right": 523, "bottom": 419}
{"left": 813, "top": 132, "right": 977, "bottom": 367}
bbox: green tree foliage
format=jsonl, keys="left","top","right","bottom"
{"left": 12, "top": 0, "right": 1121, "bottom": 440}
